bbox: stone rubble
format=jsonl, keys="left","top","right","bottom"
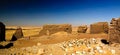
{"left": 57, "top": 38, "right": 120, "bottom": 55}
{"left": 0, "top": 38, "right": 120, "bottom": 55}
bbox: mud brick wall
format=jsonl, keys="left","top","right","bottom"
{"left": 0, "top": 22, "right": 5, "bottom": 41}
{"left": 109, "top": 18, "right": 120, "bottom": 43}
{"left": 39, "top": 24, "right": 72, "bottom": 36}
{"left": 77, "top": 25, "right": 87, "bottom": 33}
{"left": 90, "top": 22, "right": 108, "bottom": 34}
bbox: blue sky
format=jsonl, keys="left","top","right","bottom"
{"left": 0, "top": 0, "right": 120, "bottom": 26}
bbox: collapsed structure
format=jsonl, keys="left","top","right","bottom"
{"left": 90, "top": 22, "right": 108, "bottom": 34}
{"left": 39, "top": 24, "right": 72, "bottom": 36}
{"left": 0, "top": 22, "right": 5, "bottom": 41}
{"left": 77, "top": 25, "right": 87, "bottom": 33}
{"left": 109, "top": 18, "right": 120, "bottom": 43}
{"left": 11, "top": 27, "right": 24, "bottom": 41}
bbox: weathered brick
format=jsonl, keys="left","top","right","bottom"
{"left": 109, "top": 18, "right": 120, "bottom": 43}
{"left": 90, "top": 22, "right": 108, "bottom": 34}
{"left": 39, "top": 24, "right": 72, "bottom": 36}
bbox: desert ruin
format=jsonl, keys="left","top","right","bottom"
{"left": 109, "top": 18, "right": 120, "bottom": 44}
{"left": 39, "top": 24, "right": 72, "bottom": 36}
{"left": 90, "top": 22, "right": 108, "bottom": 34}
{"left": 0, "top": 18, "right": 120, "bottom": 55}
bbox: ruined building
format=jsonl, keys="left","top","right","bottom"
{"left": 109, "top": 18, "right": 120, "bottom": 43}
{"left": 90, "top": 22, "right": 108, "bottom": 34}
{"left": 39, "top": 24, "right": 72, "bottom": 36}
{"left": 0, "top": 22, "right": 5, "bottom": 41}
{"left": 11, "top": 27, "right": 24, "bottom": 41}
{"left": 77, "top": 25, "right": 87, "bottom": 33}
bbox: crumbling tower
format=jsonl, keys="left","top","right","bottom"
{"left": 109, "top": 18, "right": 120, "bottom": 43}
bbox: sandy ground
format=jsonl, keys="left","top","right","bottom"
{"left": 1, "top": 26, "right": 120, "bottom": 55}
{"left": 5, "top": 26, "right": 108, "bottom": 48}
{"left": 12, "top": 32, "right": 108, "bottom": 48}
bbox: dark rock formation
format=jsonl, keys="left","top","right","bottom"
{"left": 109, "top": 18, "right": 120, "bottom": 43}
{"left": 11, "top": 27, "right": 23, "bottom": 41}
{"left": 90, "top": 22, "right": 108, "bottom": 34}
{"left": 0, "top": 22, "right": 5, "bottom": 41}
{"left": 77, "top": 25, "right": 87, "bottom": 33}
{"left": 39, "top": 24, "right": 72, "bottom": 36}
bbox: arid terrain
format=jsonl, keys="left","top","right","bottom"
{"left": 0, "top": 26, "right": 120, "bottom": 55}
{"left": 5, "top": 26, "right": 108, "bottom": 45}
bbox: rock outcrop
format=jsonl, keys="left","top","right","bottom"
{"left": 0, "top": 22, "right": 5, "bottom": 41}
{"left": 77, "top": 25, "right": 87, "bottom": 33}
{"left": 11, "top": 27, "right": 23, "bottom": 41}
{"left": 90, "top": 22, "right": 108, "bottom": 34}
{"left": 39, "top": 24, "right": 72, "bottom": 36}
{"left": 109, "top": 18, "right": 120, "bottom": 43}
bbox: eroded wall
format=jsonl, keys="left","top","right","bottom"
{"left": 90, "top": 22, "right": 108, "bottom": 34}
{"left": 109, "top": 18, "right": 120, "bottom": 43}
{"left": 39, "top": 24, "right": 72, "bottom": 36}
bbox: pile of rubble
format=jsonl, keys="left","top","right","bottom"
{"left": 58, "top": 38, "right": 120, "bottom": 55}
{"left": 0, "top": 38, "right": 120, "bottom": 55}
